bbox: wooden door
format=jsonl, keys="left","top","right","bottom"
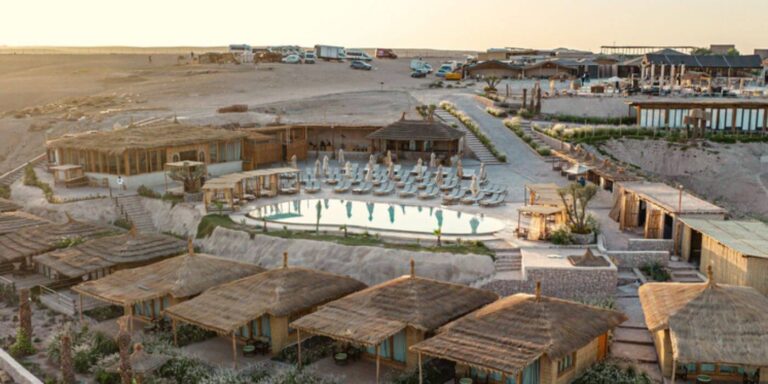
{"left": 597, "top": 333, "right": 608, "bottom": 360}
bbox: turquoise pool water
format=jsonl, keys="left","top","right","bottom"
{"left": 247, "top": 198, "right": 505, "bottom": 235}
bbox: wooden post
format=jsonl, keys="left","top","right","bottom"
{"left": 297, "top": 329, "right": 302, "bottom": 369}
{"left": 231, "top": 332, "right": 237, "bottom": 370}
{"left": 78, "top": 294, "right": 83, "bottom": 322}
{"left": 418, "top": 352, "right": 423, "bottom": 384}
{"left": 172, "top": 319, "right": 178, "bottom": 347}
{"left": 376, "top": 344, "right": 381, "bottom": 384}
{"left": 517, "top": 370, "right": 523, "bottom": 383}
{"left": 731, "top": 107, "right": 737, "bottom": 133}
{"left": 670, "top": 358, "right": 676, "bottom": 383}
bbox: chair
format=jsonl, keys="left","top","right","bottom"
{"left": 399, "top": 183, "right": 417, "bottom": 198}
{"left": 353, "top": 182, "right": 373, "bottom": 194}
{"left": 334, "top": 179, "right": 351, "bottom": 193}
{"left": 461, "top": 192, "right": 487, "bottom": 205}
{"left": 374, "top": 182, "right": 395, "bottom": 196}
{"left": 418, "top": 185, "right": 439, "bottom": 200}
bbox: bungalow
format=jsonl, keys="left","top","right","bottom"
{"left": 678, "top": 218, "right": 768, "bottom": 295}
{"left": 642, "top": 53, "right": 763, "bottom": 79}
{"left": 411, "top": 283, "right": 627, "bottom": 384}
{"left": 639, "top": 270, "right": 768, "bottom": 383}
{"left": 45, "top": 122, "right": 248, "bottom": 188}
{"left": 72, "top": 241, "right": 263, "bottom": 327}
{"left": 163, "top": 253, "right": 366, "bottom": 364}
{"left": 523, "top": 61, "right": 578, "bottom": 79}
{"left": 367, "top": 116, "right": 465, "bottom": 161}
{"left": 466, "top": 60, "right": 523, "bottom": 79}
{"left": 290, "top": 261, "right": 498, "bottom": 383}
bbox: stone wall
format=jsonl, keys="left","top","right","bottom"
{"left": 482, "top": 267, "right": 616, "bottom": 301}
{"left": 628, "top": 238, "right": 673, "bottom": 252}
{"left": 199, "top": 227, "right": 495, "bottom": 286}
{"left": 142, "top": 198, "right": 205, "bottom": 238}
{"left": 606, "top": 250, "right": 669, "bottom": 270}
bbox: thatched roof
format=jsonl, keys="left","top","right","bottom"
{"left": 639, "top": 280, "right": 768, "bottom": 366}
{"left": 367, "top": 118, "right": 465, "bottom": 141}
{"left": 34, "top": 232, "right": 186, "bottom": 278}
{"left": 679, "top": 218, "right": 768, "bottom": 258}
{"left": 72, "top": 250, "right": 264, "bottom": 305}
{"left": 568, "top": 248, "right": 610, "bottom": 267}
{"left": 0, "top": 218, "right": 117, "bottom": 263}
{"left": 619, "top": 182, "right": 726, "bottom": 215}
{"left": 290, "top": 274, "right": 498, "bottom": 346}
{"left": 164, "top": 265, "right": 366, "bottom": 334}
{"left": 46, "top": 123, "right": 247, "bottom": 155}
{"left": 411, "top": 293, "right": 626, "bottom": 376}
{"left": 0, "top": 198, "right": 20, "bottom": 213}
{"left": 0, "top": 211, "right": 49, "bottom": 235}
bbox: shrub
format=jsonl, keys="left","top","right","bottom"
{"left": 485, "top": 107, "right": 507, "bottom": 118}
{"left": 572, "top": 359, "right": 652, "bottom": 384}
{"left": 640, "top": 261, "right": 671, "bottom": 282}
{"left": 439, "top": 101, "right": 506, "bottom": 162}
{"left": 537, "top": 148, "right": 552, "bottom": 156}
{"left": 544, "top": 114, "right": 636, "bottom": 126}
{"left": 137, "top": 185, "right": 161, "bottom": 199}
{"left": 23, "top": 164, "right": 56, "bottom": 203}
{"left": 550, "top": 227, "right": 573, "bottom": 245}
{"left": 503, "top": 116, "right": 522, "bottom": 129}
{"left": 53, "top": 236, "right": 85, "bottom": 249}
{"left": 10, "top": 328, "right": 35, "bottom": 357}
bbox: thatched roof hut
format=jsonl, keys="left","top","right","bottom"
{"left": 72, "top": 247, "right": 264, "bottom": 306}
{"left": 34, "top": 231, "right": 186, "bottom": 280}
{"left": 0, "top": 211, "right": 49, "bottom": 235}
{"left": 367, "top": 119, "right": 465, "bottom": 142}
{"left": 411, "top": 288, "right": 626, "bottom": 379}
{"left": 0, "top": 198, "right": 20, "bottom": 213}
{"left": 0, "top": 218, "right": 117, "bottom": 264}
{"left": 291, "top": 271, "right": 498, "bottom": 347}
{"left": 47, "top": 123, "right": 248, "bottom": 156}
{"left": 164, "top": 263, "right": 365, "bottom": 335}
{"left": 639, "top": 276, "right": 768, "bottom": 369}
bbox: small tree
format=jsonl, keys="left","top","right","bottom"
{"left": 484, "top": 76, "right": 501, "bottom": 92}
{"left": 339, "top": 225, "right": 348, "bottom": 238}
{"left": 167, "top": 162, "right": 206, "bottom": 193}
{"left": 427, "top": 104, "right": 436, "bottom": 120}
{"left": 60, "top": 326, "right": 75, "bottom": 384}
{"left": 558, "top": 183, "right": 598, "bottom": 234}
{"left": 726, "top": 47, "right": 740, "bottom": 56}
{"left": 433, "top": 229, "right": 442, "bottom": 247}
{"left": 213, "top": 200, "right": 225, "bottom": 215}
{"left": 116, "top": 317, "right": 132, "bottom": 384}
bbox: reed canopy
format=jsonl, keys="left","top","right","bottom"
{"left": 290, "top": 274, "right": 498, "bottom": 347}
{"left": 72, "top": 248, "right": 264, "bottom": 306}
{"left": 164, "top": 265, "right": 366, "bottom": 334}
{"left": 34, "top": 231, "right": 186, "bottom": 279}
{"left": 0, "top": 211, "right": 49, "bottom": 235}
{"left": 411, "top": 292, "right": 626, "bottom": 377}
{"left": 639, "top": 278, "right": 768, "bottom": 367}
{"left": 0, "top": 218, "right": 116, "bottom": 264}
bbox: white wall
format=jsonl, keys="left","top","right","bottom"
{"left": 85, "top": 161, "right": 243, "bottom": 189}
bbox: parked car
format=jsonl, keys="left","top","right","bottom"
{"left": 445, "top": 72, "right": 462, "bottom": 81}
{"left": 304, "top": 52, "right": 317, "bottom": 64}
{"left": 282, "top": 54, "right": 301, "bottom": 64}
{"left": 376, "top": 48, "right": 398, "bottom": 59}
{"left": 350, "top": 60, "right": 372, "bottom": 70}
{"left": 411, "top": 70, "right": 427, "bottom": 78}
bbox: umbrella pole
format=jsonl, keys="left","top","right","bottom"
{"left": 232, "top": 332, "right": 237, "bottom": 370}
{"left": 670, "top": 358, "right": 676, "bottom": 383}
{"left": 418, "top": 352, "right": 423, "bottom": 384}
{"left": 376, "top": 344, "right": 381, "bottom": 384}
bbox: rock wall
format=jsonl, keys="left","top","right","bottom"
{"left": 607, "top": 250, "right": 669, "bottom": 269}
{"left": 199, "top": 227, "right": 495, "bottom": 286}
{"left": 11, "top": 180, "right": 118, "bottom": 223}
{"left": 482, "top": 268, "right": 617, "bottom": 301}
{"left": 627, "top": 238, "right": 673, "bottom": 252}
{"left": 142, "top": 198, "right": 205, "bottom": 238}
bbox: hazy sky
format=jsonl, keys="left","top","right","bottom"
{"left": 3, "top": 0, "right": 767, "bottom": 52}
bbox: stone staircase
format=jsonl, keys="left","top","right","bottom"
{"left": 0, "top": 153, "right": 47, "bottom": 188}
{"left": 612, "top": 286, "right": 664, "bottom": 383}
{"left": 668, "top": 260, "right": 706, "bottom": 283}
{"left": 518, "top": 121, "right": 552, "bottom": 153}
{"left": 116, "top": 195, "right": 157, "bottom": 233}
{"left": 434, "top": 109, "right": 502, "bottom": 165}
{"left": 495, "top": 250, "right": 522, "bottom": 272}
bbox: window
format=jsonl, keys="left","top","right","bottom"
{"left": 719, "top": 365, "right": 737, "bottom": 374}
{"left": 557, "top": 353, "right": 575, "bottom": 375}
{"left": 700, "top": 363, "right": 716, "bottom": 373}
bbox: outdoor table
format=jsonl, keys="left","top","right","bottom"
{"left": 459, "top": 378, "right": 473, "bottom": 384}
{"left": 242, "top": 345, "right": 256, "bottom": 357}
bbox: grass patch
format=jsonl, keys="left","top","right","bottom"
{"left": 197, "top": 214, "right": 495, "bottom": 257}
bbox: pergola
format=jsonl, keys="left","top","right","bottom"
{"left": 201, "top": 167, "right": 300, "bottom": 212}
{"left": 517, "top": 205, "right": 566, "bottom": 241}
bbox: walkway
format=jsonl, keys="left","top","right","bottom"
{"left": 612, "top": 284, "right": 663, "bottom": 383}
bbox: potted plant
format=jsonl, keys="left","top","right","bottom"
{"left": 558, "top": 183, "right": 598, "bottom": 244}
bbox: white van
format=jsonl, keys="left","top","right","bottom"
{"left": 345, "top": 49, "right": 373, "bottom": 62}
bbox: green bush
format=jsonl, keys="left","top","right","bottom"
{"left": 550, "top": 227, "right": 573, "bottom": 245}
{"left": 439, "top": 101, "right": 506, "bottom": 162}
{"left": 53, "top": 236, "right": 85, "bottom": 249}
{"left": 544, "top": 114, "right": 636, "bottom": 126}
{"left": 485, "top": 107, "right": 508, "bottom": 118}
{"left": 640, "top": 261, "right": 671, "bottom": 282}
{"left": 537, "top": 148, "right": 552, "bottom": 156}
{"left": 10, "top": 328, "right": 35, "bottom": 357}
{"left": 572, "top": 359, "right": 652, "bottom": 384}
{"left": 137, "top": 185, "right": 161, "bottom": 199}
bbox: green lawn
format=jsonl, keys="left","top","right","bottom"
{"left": 196, "top": 214, "right": 494, "bottom": 258}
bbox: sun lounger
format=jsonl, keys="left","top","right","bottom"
{"left": 353, "top": 182, "right": 373, "bottom": 194}
{"left": 304, "top": 180, "right": 321, "bottom": 193}
{"left": 416, "top": 178, "right": 433, "bottom": 190}
{"left": 439, "top": 178, "right": 458, "bottom": 191}
{"left": 461, "top": 192, "right": 487, "bottom": 205}
{"left": 480, "top": 192, "right": 506, "bottom": 207}
{"left": 441, "top": 188, "right": 464, "bottom": 205}
{"left": 399, "top": 183, "right": 417, "bottom": 198}
{"left": 415, "top": 170, "right": 432, "bottom": 183}
{"left": 418, "top": 185, "right": 439, "bottom": 200}
{"left": 334, "top": 179, "right": 352, "bottom": 193}
{"left": 374, "top": 182, "right": 395, "bottom": 196}
{"left": 396, "top": 175, "right": 414, "bottom": 188}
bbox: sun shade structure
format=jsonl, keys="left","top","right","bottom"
{"left": 73, "top": 248, "right": 264, "bottom": 308}
{"left": 0, "top": 217, "right": 116, "bottom": 265}
{"left": 0, "top": 198, "right": 20, "bottom": 213}
{"left": 164, "top": 257, "right": 365, "bottom": 362}
{"left": 639, "top": 274, "right": 768, "bottom": 381}
{"left": 367, "top": 116, "right": 466, "bottom": 160}
{"left": 290, "top": 265, "right": 497, "bottom": 376}
{"left": 411, "top": 289, "right": 626, "bottom": 382}
{"left": 0, "top": 211, "right": 49, "bottom": 235}
{"left": 201, "top": 167, "right": 301, "bottom": 211}
{"left": 34, "top": 231, "right": 187, "bottom": 282}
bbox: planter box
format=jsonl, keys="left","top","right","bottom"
{"left": 571, "top": 232, "right": 595, "bottom": 245}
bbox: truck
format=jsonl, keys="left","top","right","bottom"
{"left": 315, "top": 45, "right": 346, "bottom": 61}
{"left": 376, "top": 48, "right": 398, "bottom": 59}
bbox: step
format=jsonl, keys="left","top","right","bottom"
{"left": 611, "top": 342, "right": 659, "bottom": 364}
{"left": 614, "top": 327, "right": 654, "bottom": 345}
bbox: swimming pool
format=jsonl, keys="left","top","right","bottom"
{"left": 247, "top": 198, "right": 505, "bottom": 236}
